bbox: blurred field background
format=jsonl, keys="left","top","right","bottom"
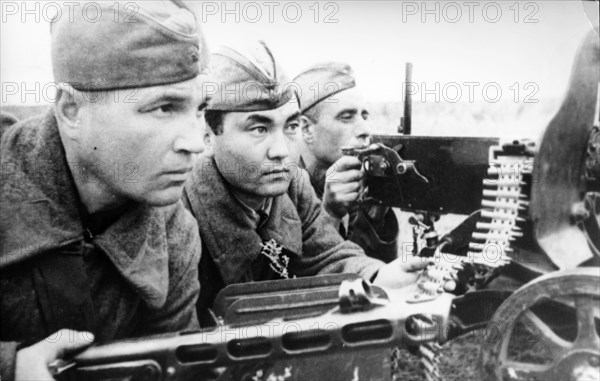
{"left": 369, "top": 98, "right": 561, "bottom": 139}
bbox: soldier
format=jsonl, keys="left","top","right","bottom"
{"left": 293, "top": 63, "right": 399, "bottom": 263}
{"left": 182, "top": 41, "right": 426, "bottom": 324}
{"left": 0, "top": 2, "right": 208, "bottom": 380}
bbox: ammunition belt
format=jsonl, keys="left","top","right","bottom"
{"left": 407, "top": 143, "right": 534, "bottom": 381}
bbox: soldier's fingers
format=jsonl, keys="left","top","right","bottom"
{"left": 56, "top": 330, "right": 94, "bottom": 358}
{"left": 401, "top": 256, "right": 432, "bottom": 272}
{"left": 38, "top": 329, "right": 94, "bottom": 360}
{"left": 327, "top": 169, "right": 362, "bottom": 184}
{"left": 334, "top": 192, "right": 360, "bottom": 204}
{"left": 341, "top": 169, "right": 363, "bottom": 183}
{"left": 334, "top": 155, "right": 361, "bottom": 171}
{"left": 329, "top": 182, "right": 361, "bottom": 196}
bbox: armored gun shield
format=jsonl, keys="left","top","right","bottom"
{"left": 530, "top": 28, "right": 600, "bottom": 270}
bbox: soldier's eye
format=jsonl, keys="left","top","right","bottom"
{"left": 147, "top": 103, "right": 176, "bottom": 117}
{"left": 250, "top": 126, "right": 268, "bottom": 136}
{"left": 339, "top": 112, "right": 354, "bottom": 122}
{"left": 285, "top": 122, "right": 299, "bottom": 135}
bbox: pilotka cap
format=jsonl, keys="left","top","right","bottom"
{"left": 206, "top": 40, "right": 297, "bottom": 111}
{"left": 293, "top": 62, "right": 356, "bottom": 113}
{"left": 51, "top": 1, "right": 209, "bottom": 91}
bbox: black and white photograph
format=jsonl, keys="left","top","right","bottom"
{"left": 1, "top": 1, "right": 599, "bottom": 380}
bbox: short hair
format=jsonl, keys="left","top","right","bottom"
{"left": 204, "top": 110, "right": 225, "bottom": 135}
{"left": 302, "top": 100, "right": 323, "bottom": 124}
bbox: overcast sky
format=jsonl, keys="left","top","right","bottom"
{"left": 1, "top": 0, "right": 598, "bottom": 105}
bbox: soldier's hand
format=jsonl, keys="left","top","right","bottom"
{"left": 323, "top": 155, "right": 363, "bottom": 219}
{"left": 372, "top": 256, "right": 430, "bottom": 289}
{"left": 15, "top": 329, "right": 94, "bottom": 380}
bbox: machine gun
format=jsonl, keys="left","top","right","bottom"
{"left": 54, "top": 28, "right": 599, "bottom": 381}
{"left": 52, "top": 277, "right": 456, "bottom": 380}
{"left": 349, "top": 28, "right": 600, "bottom": 381}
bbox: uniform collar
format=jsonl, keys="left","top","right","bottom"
{"left": 299, "top": 155, "right": 327, "bottom": 199}
{"left": 231, "top": 191, "right": 273, "bottom": 230}
{"left": 185, "top": 155, "right": 302, "bottom": 284}
{"left": 1, "top": 110, "right": 170, "bottom": 309}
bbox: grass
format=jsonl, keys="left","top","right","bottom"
{"left": 392, "top": 210, "right": 485, "bottom": 381}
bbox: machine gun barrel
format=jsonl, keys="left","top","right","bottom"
{"left": 53, "top": 280, "right": 453, "bottom": 381}
{"left": 399, "top": 62, "right": 413, "bottom": 134}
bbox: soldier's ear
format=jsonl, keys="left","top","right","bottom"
{"left": 54, "top": 83, "right": 84, "bottom": 141}
{"left": 300, "top": 115, "right": 314, "bottom": 145}
{"left": 203, "top": 130, "right": 212, "bottom": 149}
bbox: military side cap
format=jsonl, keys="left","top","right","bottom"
{"left": 207, "top": 40, "right": 296, "bottom": 111}
{"left": 293, "top": 62, "right": 356, "bottom": 113}
{"left": 51, "top": 1, "right": 209, "bottom": 91}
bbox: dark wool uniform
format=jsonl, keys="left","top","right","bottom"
{"left": 0, "top": 2, "right": 208, "bottom": 380}
{"left": 0, "top": 112, "right": 201, "bottom": 380}
{"left": 294, "top": 62, "right": 400, "bottom": 263}
{"left": 182, "top": 39, "right": 395, "bottom": 381}
{"left": 182, "top": 42, "right": 385, "bottom": 322}
{"left": 183, "top": 155, "right": 383, "bottom": 318}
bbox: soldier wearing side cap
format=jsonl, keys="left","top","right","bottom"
{"left": 183, "top": 41, "right": 427, "bottom": 326}
{"left": 0, "top": 2, "right": 209, "bottom": 380}
{"left": 293, "top": 63, "right": 400, "bottom": 264}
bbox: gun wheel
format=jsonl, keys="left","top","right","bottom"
{"left": 480, "top": 268, "right": 600, "bottom": 381}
